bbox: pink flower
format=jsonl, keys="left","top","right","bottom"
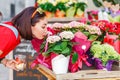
{"left": 68, "top": 21, "right": 85, "bottom": 28}
{"left": 91, "top": 10, "right": 98, "bottom": 15}
{"left": 74, "top": 31, "right": 87, "bottom": 40}
{"left": 52, "top": 23, "right": 64, "bottom": 29}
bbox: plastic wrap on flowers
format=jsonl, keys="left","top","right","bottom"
{"left": 90, "top": 41, "right": 120, "bottom": 71}
{"left": 103, "top": 33, "right": 120, "bottom": 54}
{"left": 69, "top": 32, "right": 92, "bottom": 72}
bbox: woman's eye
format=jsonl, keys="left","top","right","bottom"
{"left": 42, "top": 26, "right": 45, "bottom": 29}
{"left": 42, "top": 24, "right": 47, "bottom": 29}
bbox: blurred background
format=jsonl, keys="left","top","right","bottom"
{"left": 0, "top": 0, "right": 120, "bottom": 80}
{"left": 0, "top": 0, "right": 98, "bottom": 22}
{"left": 0, "top": 0, "right": 36, "bottom": 21}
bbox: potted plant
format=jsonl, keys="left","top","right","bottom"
{"left": 54, "top": 2, "right": 67, "bottom": 18}
{"left": 42, "top": 31, "right": 74, "bottom": 74}
{"left": 66, "top": 2, "right": 87, "bottom": 18}
{"left": 75, "top": 2, "right": 87, "bottom": 18}
{"left": 39, "top": 2, "right": 56, "bottom": 18}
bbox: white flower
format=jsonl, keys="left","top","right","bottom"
{"left": 52, "top": 23, "right": 64, "bottom": 29}
{"left": 68, "top": 21, "right": 86, "bottom": 28}
{"left": 86, "top": 25, "right": 101, "bottom": 35}
{"left": 47, "top": 35, "right": 61, "bottom": 43}
{"left": 59, "top": 31, "right": 74, "bottom": 40}
{"left": 63, "top": 24, "right": 72, "bottom": 29}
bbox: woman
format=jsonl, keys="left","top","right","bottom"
{"left": 0, "top": 7, "right": 47, "bottom": 71}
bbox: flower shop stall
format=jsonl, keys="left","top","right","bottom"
{"left": 31, "top": 20, "right": 120, "bottom": 80}
{"left": 31, "top": 0, "right": 120, "bottom": 79}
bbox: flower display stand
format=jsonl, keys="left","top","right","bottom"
{"left": 47, "top": 17, "right": 81, "bottom": 23}
{"left": 37, "top": 62, "right": 120, "bottom": 80}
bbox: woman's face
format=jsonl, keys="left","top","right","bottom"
{"left": 31, "top": 18, "right": 48, "bottom": 39}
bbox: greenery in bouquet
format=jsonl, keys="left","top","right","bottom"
{"left": 41, "top": 31, "right": 75, "bottom": 57}
{"left": 90, "top": 41, "right": 120, "bottom": 66}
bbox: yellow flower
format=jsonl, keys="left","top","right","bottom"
{"left": 37, "top": 0, "right": 48, "bottom": 4}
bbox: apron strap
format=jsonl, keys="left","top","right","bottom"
{"left": 0, "top": 23, "right": 18, "bottom": 39}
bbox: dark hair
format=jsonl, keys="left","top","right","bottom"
{"left": 11, "top": 6, "right": 46, "bottom": 40}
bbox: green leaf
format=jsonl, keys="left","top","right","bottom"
{"left": 53, "top": 45, "right": 62, "bottom": 51}
{"left": 83, "top": 32, "right": 90, "bottom": 36}
{"left": 40, "top": 41, "right": 46, "bottom": 53}
{"left": 89, "top": 35, "right": 98, "bottom": 41}
{"left": 66, "top": 7, "right": 76, "bottom": 17}
{"left": 92, "top": 0, "right": 102, "bottom": 7}
{"left": 55, "top": 2, "right": 66, "bottom": 11}
{"left": 42, "top": 52, "right": 50, "bottom": 57}
{"left": 39, "top": 2, "right": 55, "bottom": 12}
{"left": 76, "top": 8, "right": 84, "bottom": 15}
{"left": 72, "top": 53, "right": 78, "bottom": 64}
{"left": 48, "top": 43, "right": 56, "bottom": 48}
{"left": 114, "top": 15, "right": 120, "bottom": 23}
{"left": 60, "top": 41, "right": 67, "bottom": 50}
{"left": 68, "top": 42, "right": 73, "bottom": 46}
{"left": 76, "top": 2, "right": 87, "bottom": 11}
{"left": 62, "top": 47, "right": 70, "bottom": 54}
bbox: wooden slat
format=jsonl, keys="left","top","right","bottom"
{"left": 37, "top": 64, "right": 56, "bottom": 80}
{"left": 89, "top": 78, "right": 120, "bottom": 80}
{"left": 37, "top": 62, "right": 120, "bottom": 80}
{"left": 56, "top": 70, "right": 120, "bottom": 80}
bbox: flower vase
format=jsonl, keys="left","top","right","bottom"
{"left": 51, "top": 54, "right": 70, "bottom": 74}
{"left": 55, "top": 9, "right": 65, "bottom": 18}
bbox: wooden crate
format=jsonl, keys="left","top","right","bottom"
{"left": 37, "top": 61, "right": 120, "bottom": 80}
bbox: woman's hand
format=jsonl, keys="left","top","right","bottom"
{"left": 1, "top": 58, "right": 19, "bottom": 71}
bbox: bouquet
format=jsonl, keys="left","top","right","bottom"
{"left": 41, "top": 31, "right": 74, "bottom": 57}
{"left": 90, "top": 41, "right": 120, "bottom": 70}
